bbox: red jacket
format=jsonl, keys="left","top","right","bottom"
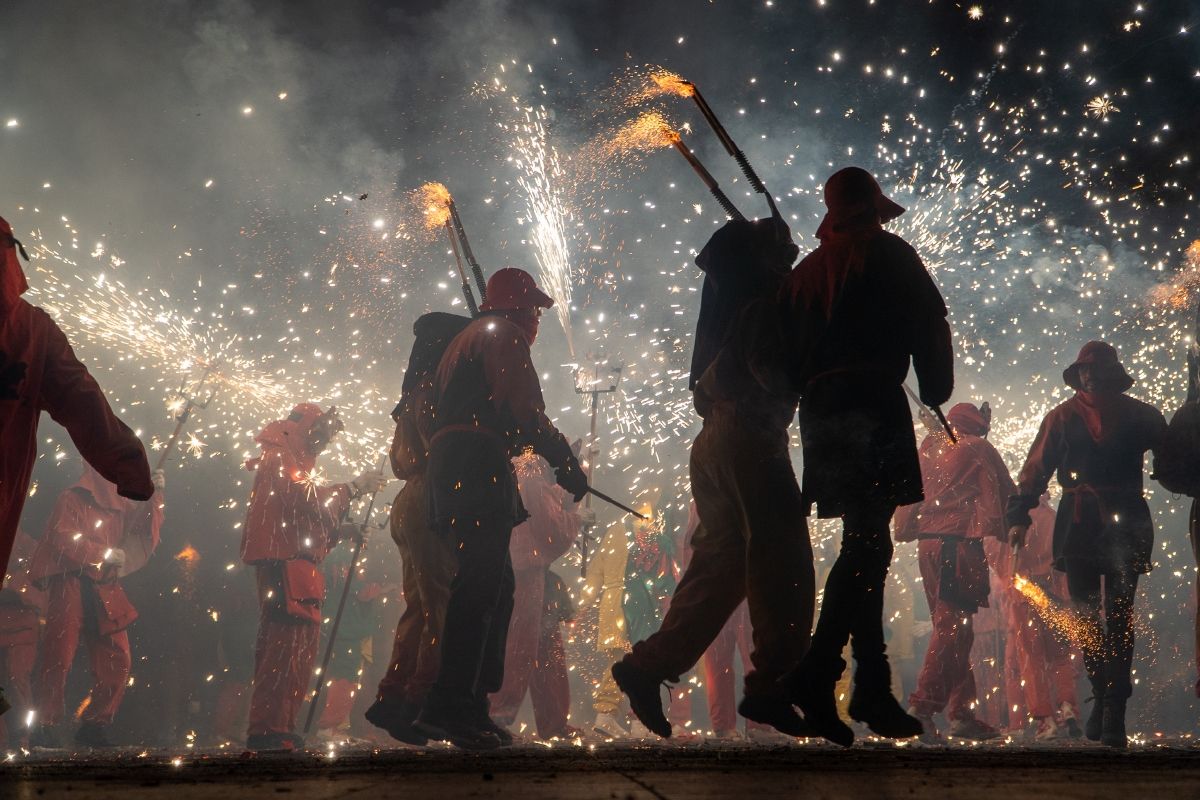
{"left": 1, "top": 529, "right": 46, "bottom": 614}
{"left": 240, "top": 404, "right": 351, "bottom": 564}
{"left": 894, "top": 431, "right": 1015, "bottom": 542}
{"left": 510, "top": 458, "right": 579, "bottom": 572}
{"left": 28, "top": 474, "right": 162, "bottom": 586}
{"left": 0, "top": 299, "right": 153, "bottom": 584}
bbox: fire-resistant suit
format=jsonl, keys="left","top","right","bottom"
{"left": 0, "top": 530, "right": 45, "bottom": 747}
{"left": 241, "top": 404, "right": 354, "bottom": 743}
{"left": 30, "top": 466, "right": 162, "bottom": 733}
{"left": 490, "top": 455, "right": 579, "bottom": 737}
{"left": 0, "top": 215, "right": 153, "bottom": 585}
{"left": 1007, "top": 341, "right": 1166, "bottom": 747}
{"left": 894, "top": 403, "right": 1013, "bottom": 731}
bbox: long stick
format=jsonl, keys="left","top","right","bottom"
{"left": 902, "top": 383, "right": 957, "bottom": 444}
{"left": 445, "top": 220, "right": 479, "bottom": 316}
{"left": 587, "top": 487, "right": 647, "bottom": 520}
{"left": 670, "top": 136, "right": 745, "bottom": 221}
{"left": 302, "top": 463, "right": 387, "bottom": 736}
{"left": 448, "top": 201, "right": 488, "bottom": 302}
{"left": 687, "top": 84, "right": 779, "bottom": 217}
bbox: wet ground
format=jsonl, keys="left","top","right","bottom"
{"left": 3, "top": 737, "right": 1200, "bottom": 799}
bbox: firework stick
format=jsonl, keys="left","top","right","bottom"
{"left": 303, "top": 457, "right": 388, "bottom": 736}
{"left": 587, "top": 486, "right": 647, "bottom": 520}
{"left": 447, "top": 201, "right": 488, "bottom": 302}
{"left": 686, "top": 84, "right": 779, "bottom": 216}
{"left": 670, "top": 137, "right": 746, "bottom": 221}
{"left": 902, "top": 383, "right": 956, "bottom": 443}
{"left": 931, "top": 404, "right": 958, "bottom": 445}
{"left": 444, "top": 220, "right": 480, "bottom": 316}
{"left": 155, "top": 367, "right": 215, "bottom": 471}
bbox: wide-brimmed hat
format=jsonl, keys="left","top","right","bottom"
{"left": 818, "top": 166, "right": 905, "bottom": 236}
{"left": 1063, "top": 341, "right": 1134, "bottom": 392}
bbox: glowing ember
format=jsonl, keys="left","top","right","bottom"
{"left": 1086, "top": 96, "right": 1119, "bottom": 119}
{"left": 1147, "top": 240, "right": 1200, "bottom": 309}
{"left": 649, "top": 69, "right": 695, "bottom": 98}
{"left": 174, "top": 545, "right": 201, "bottom": 564}
{"left": 607, "top": 111, "right": 680, "bottom": 157}
{"left": 1013, "top": 573, "right": 1102, "bottom": 654}
{"left": 417, "top": 181, "right": 454, "bottom": 230}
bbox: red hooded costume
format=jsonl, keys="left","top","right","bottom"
{"left": 32, "top": 465, "right": 163, "bottom": 729}
{"left": 0, "top": 529, "right": 44, "bottom": 747}
{"left": 0, "top": 215, "right": 153, "bottom": 585}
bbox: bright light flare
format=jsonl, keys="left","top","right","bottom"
{"left": 648, "top": 68, "right": 695, "bottom": 98}
{"left": 417, "top": 182, "right": 454, "bottom": 230}
{"left": 607, "top": 111, "right": 680, "bottom": 157}
{"left": 1013, "top": 573, "right": 1102, "bottom": 654}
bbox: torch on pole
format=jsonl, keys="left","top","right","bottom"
{"left": 447, "top": 200, "right": 488, "bottom": 304}
{"left": 574, "top": 360, "right": 623, "bottom": 576}
{"left": 155, "top": 365, "right": 217, "bottom": 471}
{"left": 668, "top": 129, "right": 746, "bottom": 221}
{"left": 444, "top": 219, "right": 480, "bottom": 316}
{"left": 302, "top": 456, "right": 388, "bottom": 737}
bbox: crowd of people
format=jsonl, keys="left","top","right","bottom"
{"left": 2, "top": 162, "right": 1199, "bottom": 754}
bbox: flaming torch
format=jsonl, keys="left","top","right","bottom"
{"left": 419, "top": 182, "right": 485, "bottom": 316}
{"left": 649, "top": 69, "right": 778, "bottom": 217}
{"left": 610, "top": 112, "right": 745, "bottom": 220}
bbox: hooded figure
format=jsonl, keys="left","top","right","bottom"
{"left": 893, "top": 403, "right": 1014, "bottom": 741}
{"left": 1006, "top": 341, "right": 1166, "bottom": 749}
{"left": 29, "top": 464, "right": 163, "bottom": 748}
{"left": 413, "top": 267, "right": 587, "bottom": 750}
{"left": 613, "top": 217, "right": 815, "bottom": 742}
{"left": 0, "top": 215, "right": 153, "bottom": 591}
{"left": 240, "top": 403, "right": 385, "bottom": 751}
{"left": 0, "top": 530, "right": 46, "bottom": 749}
{"left": 781, "top": 167, "right": 953, "bottom": 746}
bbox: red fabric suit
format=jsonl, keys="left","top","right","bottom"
{"left": 490, "top": 457, "right": 578, "bottom": 737}
{"left": 30, "top": 466, "right": 162, "bottom": 728}
{"left": 990, "top": 497, "right": 1080, "bottom": 722}
{"left": 0, "top": 530, "right": 46, "bottom": 746}
{"left": 894, "top": 404, "right": 1014, "bottom": 720}
{"left": 0, "top": 215, "right": 153, "bottom": 587}
{"left": 241, "top": 404, "right": 351, "bottom": 739}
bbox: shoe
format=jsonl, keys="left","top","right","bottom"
{"left": 1033, "top": 716, "right": 1058, "bottom": 741}
{"left": 246, "top": 731, "right": 305, "bottom": 752}
{"left": 782, "top": 660, "right": 854, "bottom": 747}
{"left": 848, "top": 691, "right": 923, "bottom": 740}
{"left": 738, "top": 693, "right": 811, "bottom": 738}
{"left": 628, "top": 719, "right": 654, "bottom": 739}
{"left": 364, "top": 698, "right": 428, "bottom": 746}
{"left": 907, "top": 707, "right": 940, "bottom": 744}
{"left": 1084, "top": 692, "right": 1105, "bottom": 741}
{"left": 1058, "top": 701, "right": 1082, "bottom": 739}
{"left": 947, "top": 715, "right": 1000, "bottom": 741}
{"left": 414, "top": 698, "right": 502, "bottom": 751}
{"left": 1101, "top": 696, "right": 1128, "bottom": 749}
{"left": 611, "top": 659, "right": 672, "bottom": 738}
{"left": 592, "top": 712, "right": 629, "bottom": 739}
{"left": 473, "top": 713, "right": 514, "bottom": 746}
{"left": 745, "top": 726, "right": 794, "bottom": 745}
{"left": 74, "top": 722, "right": 115, "bottom": 748}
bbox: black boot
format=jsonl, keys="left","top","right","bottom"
{"left": 738, "top": 692, "right": 811, "bottom": 738}
{"left": 414, "top": 691, "right": 502, "bottom": 751}
{"left": 611, "top": 659, "right": 672, "bottom": 738}
{"left": 364, "top": 697, "right": 427, "bottom": 746}
{"left": 782, "top": 657, "right": 854, "bottom": 747}
{"left": 1101, "top": 695, "right": 1128, "bottom": 749}
{"left": 847, "top": 661, "right": 923, "bottom": 740}
{"left": 472, "top": 696, "right": 514, "bottom": 746}
{"left": 1084, "top": 689, "right": 1105, "bottom": 742}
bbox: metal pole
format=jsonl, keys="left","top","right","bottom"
{"left": 445, "top": 220, "right": 479, "bottom": 316}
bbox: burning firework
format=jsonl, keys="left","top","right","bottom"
{"left": 1013, "top": 573, "right": 1102, "bottom": 655}
{"left": 417, "top": 182, "right": 454, "bottom": 230}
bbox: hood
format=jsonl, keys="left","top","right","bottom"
{"left": 1062, "top": 340, "right": 1134, "bottom": 393}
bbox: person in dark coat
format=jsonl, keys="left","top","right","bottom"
{"left": 1007, "top": 341, "right": 1166, "bottom": 749}
{"left": 413, "top": 268, "right": 587, "bottom": 750}
{"left": 781, "top": 166, "right": 953, "bottom": 746}
{"left": 613, "top": 217, "right": 814, "bottom": 740}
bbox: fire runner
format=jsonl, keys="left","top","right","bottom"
{"left": 413, "top": 268, "right": 587, "bottom": 750}
{"left": 782, "top": 167, "right": 954, "bottom": 747}
{"left": 613, "top": 217, "right": 814, "bottom": 740}
{"left": 893, "top": 402, "right": 1011, "bottom": 742}
{"left": 1006, "top": 341, "right": 1166, "bottom": 749}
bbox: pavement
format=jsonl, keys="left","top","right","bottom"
{"left": 3, "top": 738, "right": 1200, "bottom": 799}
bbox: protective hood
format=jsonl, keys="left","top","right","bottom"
{"left": 247, "top": 402, "right": 326, "bottom": 478}
{"left": 815, "top": 166, "right": 905, "bottom": 241}
{"left": 946, "top": 402, "right": 989, "bottom": 437}
{"left": 0, "top": 215, "right": 30, "bottom": 314}
{"left": 74, "top": 462, "right": 134, "bottom": 513}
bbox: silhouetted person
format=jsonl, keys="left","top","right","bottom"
{"left": 413, "top": 268, "right": 587, "bottom": 750}
{"left": 613, "top": 217, "right": 814, "bottom": 740}
{"left": 782, "top": 167, "right": 953, "bottom": 746}
{"left": 1007, "top": 341, "right": 1166, "bottom": 749}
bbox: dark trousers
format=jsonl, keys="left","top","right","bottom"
{"left": 430, "top": 519, "right": 516, "bottom": 704}
{"left": 1066, "top": 563, "right": 1138, "bottom": 699}
{"left": 806, "top": 505, "right": 896, "bottom": 687}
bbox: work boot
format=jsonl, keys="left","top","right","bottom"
{"left": 848, "top": 660, "right": 922, "bottom": 741}
{"left": 611, "top": 659, "right": 672, "bottom": 738}
{"left": 1101, "top": 696, "right": 1128, "bottom": 749}
{"left": 782, "top": 658, "right": 854, "bottom": 747}
{"left": 414, "top": 692, "right": 502, "bottom": 751}
{"left": 246, "top": 731, "right": 305, "bottom": 752}
{"left": 947, "top": 714, "right": 1000, "bottom": 741}
{"left": 1084, "top": 690, "right": 1105, "bottom": 741}
{"left": 74, "top": 722, "right": 115, "bottom": 749}
{"left": 471, "top": 697, "right": 514, "bottom": 747}
{"left": 592, "top": 711, "right": 629, "bottom": 739}
{"left": 364, "top": 697, "right": 428, "bottom": 746}
{"left": 738, "top": 693, "right": 811, "bottom": 738}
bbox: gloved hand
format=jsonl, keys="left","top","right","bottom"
{"left": 152, "top": 469, "right": 166, "bottom": 490}
{"left": 105, "top": 548, "right": 127, "bottom": 568}
{"left": 351, "top": 470, "right": 388, "bottom": 497}
{"left": 554, "top": 458, "right": 589, "bottom": 504}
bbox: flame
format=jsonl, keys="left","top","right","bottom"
{"left": 417, "top": 182, "right": 453, "bottom": 230}
{"left": 175, "top": 544, "right": 201, "bottom": 564}
{"left": 607, "top": 112, "right": 680, "bottom": 157}
{"left": 1013, "top": 573, "right": 1102, "bottom": 654}
{"left": 649, "top": 69, "right": 695, "bottom": 98}
{"left": 74, "top": 693, "right": 93, "bottom": 720}
{"left": 1147, "top": 239, "right": 1200, "bottom": 309}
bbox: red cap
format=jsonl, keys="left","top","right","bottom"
{"left": 481, "top": 267, "right": 554, "bottom": 312}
